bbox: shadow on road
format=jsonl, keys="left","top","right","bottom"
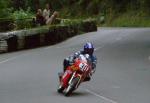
{"left": 54, "top": 91, "right": 91, "bottom": 97}
{"left": 71, "top": 92, "right": 91, "bottom": 97}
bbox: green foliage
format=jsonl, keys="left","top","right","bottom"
{"left": 11, "top": 8, "right": 33, "bottom": 20}
{"left": 11, "top": 8, "right": 34, "bottom": 29}
{"left": 12, "top": 0, "right": 27, "bottom": 10}
{"left": 61, "top": 18, "right": 82, "bottom": 24}
{"left": 0, "top": 0, "right": 12, "bottom": 18}
{"left": 0, "top": 1, "right": 7, "bottom": 9}
{"left": 1, "top": 0, "right": 150, "bottom": 29}
{"left": 104, "top": 12, "right": 150, "bottom": 27}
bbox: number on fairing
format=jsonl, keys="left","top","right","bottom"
{"left": 79, "top": 63, "right": 88, "bottom": 71}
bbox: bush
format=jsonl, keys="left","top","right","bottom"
{"left": 107, "top": 12, "right": 150, "bottom": 27}
{"left": 11, "top": 8, "right": 34, "bottom": 30}
{"left": 0, "top": 0, "right": 12, "bottom": 18}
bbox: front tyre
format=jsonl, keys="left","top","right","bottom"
{"left": 64, "top": 77, "right": 80, "bottom": 96}
{"left": 57, "top": 84, "right": 64, "bottom": 93}
{"left": 64, "top": 85, "right": 74, "bottom": 96}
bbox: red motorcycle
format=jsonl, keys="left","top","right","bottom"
{"left": 57, "top": 55, "right": 92, "bottom": 96}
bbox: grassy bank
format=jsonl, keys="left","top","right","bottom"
{"left": 101, "top": 12, "right": 150, "bottom": 27}
{"left": 59, "top": 10, "right": 150, "bottom": 27}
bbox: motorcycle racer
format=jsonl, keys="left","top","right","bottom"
{"left": 57, "top": 53, "right": 94, "bottom": 95}
{"left": 62, "top": 42, "right": 97, "bottom": 81}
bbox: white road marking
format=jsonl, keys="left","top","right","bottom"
{"left": 85, "top": 89, "right": 118, "bottom": 103}
{"left": 0, "top": 56, "right": 18, "bottom": 64}
{"left": 0, "top": 53, "right": 29, "bottom": 64}
{"left": 95, "top": 46, "right": 104, "bottom": 51}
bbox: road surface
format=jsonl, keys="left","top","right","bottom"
{"left": 0, "top": 28, "right": 150, "bottom": 103}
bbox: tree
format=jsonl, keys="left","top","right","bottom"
{"left": 0, "top": 0, "right": 12, "bottom": 18}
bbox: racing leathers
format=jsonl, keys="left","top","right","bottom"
{"left": 63, "top": 50, "right": 97, "bottom": 81}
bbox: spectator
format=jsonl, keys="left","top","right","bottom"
{"left": 46, "top": 11, "right": 59, "bottom": 25}
{"left": 43, "top": 3, "right": 59, "bottom": 25}
{"left": 43, "top": 3, "right": 51, "bottom": 24}
{"left": 36, "top": 9, "right": 46, "bottom": 26}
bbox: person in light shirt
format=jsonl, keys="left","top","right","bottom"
{"left": 43, "top": 3, "right": 59, "bottom": 25}
{"left": 43, "top": 3, "right": 51, "bottom": 23}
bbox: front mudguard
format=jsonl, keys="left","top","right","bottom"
{"left": 60, "top": 70, "right": 72, "bottom": 88}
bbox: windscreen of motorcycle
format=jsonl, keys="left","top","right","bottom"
{"left": 78, "top": 54, "right": 87, "bottom": 63}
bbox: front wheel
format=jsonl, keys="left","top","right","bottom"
{"left": 57, "top": 84, "right": 64, "bottom": 93}
{"left": 64, "top": 77, "right": 80, "bottom": 96}
{"left": 64, "top": 85, "right": 74, "bottom": 96}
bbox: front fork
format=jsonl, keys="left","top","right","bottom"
{"left": 68, "top": 72, "right": 82, "bottom": 89}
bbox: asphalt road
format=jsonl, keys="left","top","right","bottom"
{"left": 0, "top": 28, "right": 150, "bottom": 103}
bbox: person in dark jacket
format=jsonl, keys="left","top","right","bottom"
{"left": 36, "top": 9, "right": 46, "bottom": 26}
